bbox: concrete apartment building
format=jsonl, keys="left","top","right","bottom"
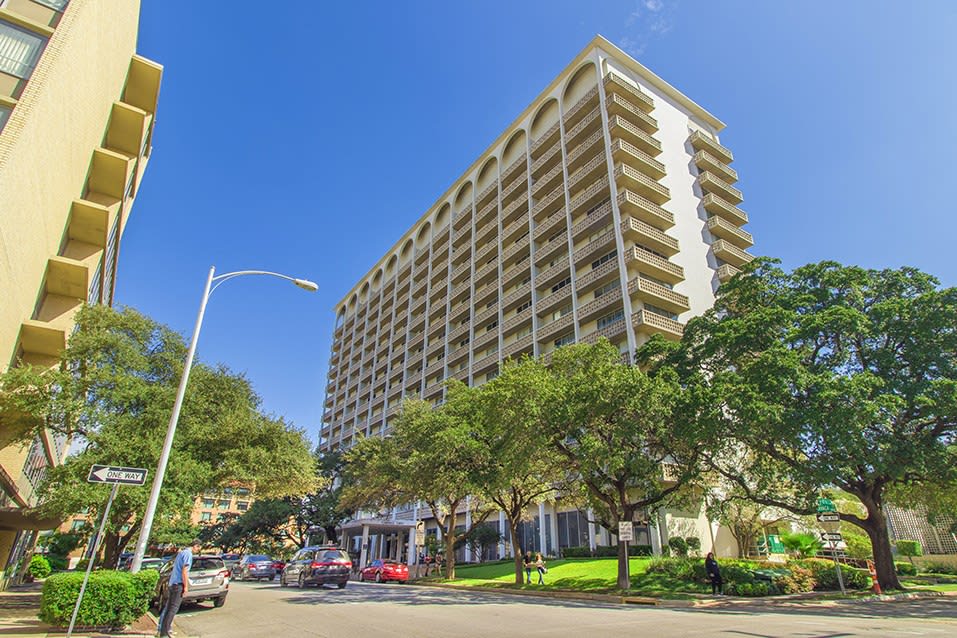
{"left": 0, "top": 0, "right": 160, "bottom": 584}
{"left": 321, "top": 36, "right": 753, "bottom": 561}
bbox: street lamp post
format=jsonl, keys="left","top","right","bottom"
{"left": 130, "top": 267, "right": 317, "bottom": 572}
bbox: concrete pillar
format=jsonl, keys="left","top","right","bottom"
{"left": 407, "top": 527, "right": 415, "bottom": 566}
{"left": 538, "top": 502, "right": 547, "bottom": 555}
{"left": 498, "top": 512, "right": 507, "bottom": 559}
{"left": 359, "top": 525, "right": 370, "bottom": 569}
{"left": 465, "top": 497, "right": 473, "bottom": 562}
{"left": 549, "top": 505, "right": 560, "bottom": 557}
{"left": 587, "top": 509, "right": 597, "bottom": 551}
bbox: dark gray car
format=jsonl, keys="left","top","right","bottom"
{"left": 280, "top": 546, "right": 351, "bottom": 589}
{"left": 236, "top": 554, "right": 276, "bottom": 581}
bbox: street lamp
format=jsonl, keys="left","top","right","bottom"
{"left": 130, "top": 267, "right": 318, "bottom": 572}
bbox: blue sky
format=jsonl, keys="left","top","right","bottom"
{"left": 119, "top": 1, "right": 957, "bottom": 440}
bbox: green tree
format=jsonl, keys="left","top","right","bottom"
{"left": 780, "top": 532, "right": 823, "bottom": 558}
{"left": 896, "top": 540, "right": 922, "bottom": 565}
{"left": 541, "top": 340, "right": 700, "bottom": 590}
{"left": 342, "top": 386, "right": 494, "bottom": 579}
{"left": 474, "top": 356, "right": 569, "bottom": 584}
{"left": 0, "top": 305, "right": 317, "bottom": 567}
{"left": 645, "top": 259, "right": 957, "bottom": 590}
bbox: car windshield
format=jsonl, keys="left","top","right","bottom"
{"left": 247, "top": 555, "right": 270, "bottom": 561}
{"left": 193, "top": 558, "right": 225, "bottom": 571}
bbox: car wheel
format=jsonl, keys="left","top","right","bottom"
{"left": 298, "top": 572, "right": 306, "bottom": 589}
{"left": 375, "top": 572, "right": 382, "bottom": 583}
{"left": 337, "top": 582, "right": 347, "bottom": 589}
{"left": 213, "top": 595, "right": 227, "bottom": 608}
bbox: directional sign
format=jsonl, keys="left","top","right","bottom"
{"left": 816, "top": 497, "right": 837, "bottom": 514}
{"left": 87, "top": 465, "right": 147, "bottom": 486}
{"left": 821, "top": 532, "right": 843, "bottom": 542}
{"left": 414, "top": 521, "right": 425, "bottom": 546}
{"left": 816, "top": 513, "right": 840, "bottom": 523}
{"left": 618, "top": 521, "right": 633, "bottom": 542}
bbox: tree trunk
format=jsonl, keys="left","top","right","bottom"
{"left": 444, "top": 511, "right": 457, "bottom": 580}
{"left": 617, "top": 540, "right": 630, "bottom": 590}
{"left": 508, "top": 520, "right": 523, "bottom": 585}
{"left": 856, "top": 491, "right": 901, "bottom": 591}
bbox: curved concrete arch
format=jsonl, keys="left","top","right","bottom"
{"left": 454, "top": 181, "right": 473, "bottom": 210}
{"left": 385, "top": 254, "right": 398, "bottom": 277}
{"left": 415, "top": 221, "right": 432, "bottom": 248}
{"left": 476, "top": 156, "right": 498, "bottom": 193}
{"left": 371, "top": 268, "right": 383, "bottom": 290}
{"left": 562, "top": 60, "right": 598, "bottom": 108}
{"left": 502, "top": 128, "right": 528, "bottom": 168}
{"left": 399, "top": 238, "right": 414, "bottom": 265}
{"left": 434, "top": 202, "right": 451, "bottom": 231}
{"left": 529, "top": 98, "right": 559, "bottom": 142}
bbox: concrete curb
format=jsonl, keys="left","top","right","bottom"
{"left": 408, "top": 580, "right": 952, "bottom": 609}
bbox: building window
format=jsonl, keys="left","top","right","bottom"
{"left": 551, "top": 305, "right": 572, "bottom": 322}
{"left": 516, "top": 325, "right": 532, "bottom": 339}
{"left": 237, "top": 501, "right": 249, "bottom": 511}
{"left": 593, "top": 280, "right": 618, "bottom": 299}
{"left": 202, "top": 498, "right": 215, "bottom": 508}
{"left": 71, "top": 519, "right": 86, "bottom": 532}
{"left": 485, "top": 321, "right": 497, "bottom": 332}
{"left": 551, "top": 277, "right": 571, "bottom": 293}
{"left": 597, "top": 310, "right": 625, "bottom": 329}
{"left": 0, "top": 21, "right": 46, "bottom": 79}
{"left": 0, "top": 104, "right": 10, "bottom": 133}
{"left": 217, "top": 500, "right": 229, "bottom": 509}
{"left": 200, "top": 512, "right": 212, "bottom": 522}
{"left": 591, "top": 250, "right": 617, "bottom": 270}
{"left": 554, "top": 333, "right": 575, "bottom": 348}
{"left": 644, "top": 304, "right": 678, "bottom": 321}
{"left": 31, "top": 0, "right": 70, "bottom": 10}
{"left": 236, "top": 487, "right": 250, "bottom": 496}
{"left": 516, "top": 300, "right": 531, "bottom": 314}
{"left": 87, "top": 262, "right": 102, "bottom": 304}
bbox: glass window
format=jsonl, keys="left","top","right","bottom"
{"left": 236, "top": 501, "right": 249, "bottom": 511}
{"left": 200, "top": 512, "right": 211, "bottom": 522}
{"left": 0, "top": 104, "right": 10, "bottom": 133}
{"left": 0, "top": 21, "right": 46, "bottom": 79}
{"left": 597, "top": 310, "right": 624, "bottom": 330}
{"left": 217, "top": 500, "right": 229, "bottom": 509}
{"left": 32, "top": 0, "right": 70, "bottom": 10}
{"left": 554, "top": 333, "right": 574, "bottom": 348}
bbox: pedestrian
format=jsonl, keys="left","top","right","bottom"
{"left": 523, "top": 551, "right": 533, "bottom": 584}
{"left": 158, "top": 539, "right": 201, "bottom": 638}
{"left": 535, "top": 552, "right": 546, "bottom": 585}
{"left": 705, "top": 552, "right": 723, "bottom": 595}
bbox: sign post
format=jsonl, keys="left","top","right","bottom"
{"left": 67, "top": 466, "right": 147, "bottom": 638}
{"left": 816, "top": 500, "right": 845, "bottom": 595}
{"left": 414, "top": 521, "right": 425, "bottom": 578}
{"left": 618, "top": 521, "right": 633, "bottom": 589}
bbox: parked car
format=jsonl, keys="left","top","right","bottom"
{"left": 154, "top": 555, "right": 229, "bottom": 608}
{"left": 119, "top": 556, "right": 167, "bottom": 571}
{"left": 272, "top": 559, "right": 286, "bottom": 573}
{"left": 280, "top": 546, "right": 351, "bottom": 589}
{"left": 220, "top": 553, "right": 241, "bottom": 573}
{"left": 359, "top": 559, "right": 409, "bottom": 584}
{"left": 235, "top": 554, "right": 276, "bottom": 581}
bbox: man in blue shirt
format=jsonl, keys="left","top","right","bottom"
{"left": 158, "top": 539, "right": 201, "bottom": 638}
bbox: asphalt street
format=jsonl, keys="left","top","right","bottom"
{"left": 173, "top": 578, "right": 957, "bottom": 638}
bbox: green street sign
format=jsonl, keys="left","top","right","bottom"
{"left": 817, "top": 497, "right": 837, "bottom": 513}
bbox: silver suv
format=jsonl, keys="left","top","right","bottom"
{"left": 154, "top": 555, "right": 229, "bottom": 608}
{"left": 280, "top": 546, "right": 351, "bottom": 589}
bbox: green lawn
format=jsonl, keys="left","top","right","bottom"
{"left": 428, "top": 558, "right": 690, "bottom": 595}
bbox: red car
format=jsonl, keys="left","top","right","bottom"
{"left": 359, "top": 559, "right": 409, "bottom": 583}
{"left": 272, "top": 560, "right": 286, "bottom": 573}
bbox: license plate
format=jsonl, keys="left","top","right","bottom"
{"left": 191, "top": 577, "right": 212, "bottom": 585}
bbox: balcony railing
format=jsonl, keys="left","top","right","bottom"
{"left": 628, "top": 277, "right": 690, "bottom": 314}
{"left": 707, "top": 215, "right": 753, "bottom": 248}
{"left": 693, "top": 150, "right": 738, "bottom": 184}
{"left": 620, "top": 216, "right": 679, "bottom": 256}
{"left": 502, "top": 334, "right": 533, "bottom": 358}
{"left": 611, "top": 139, "right": 666, "bottom": 180}
{"left": 607, "top": 115, "right": 662, "bottom": 157}
{"left": 624, "top": 246, "right": 684, "bottom": 284}
{"left": 698, "top": 171, "right": 743, "bottom": 205}
{"left": 717, "top": 263, "right": 741, "bottom": 283}
{"left": 614, "top": 164, "right": 670, "bottom": 205}
{"left": 712, "top": 239, "right": 754, "bottom": 268}
{"left": 689, "top": 130, "right": 733, "bottom": 164}
{"left": 572, "top": 229, "right": 615, "bottom": 266}
{"left": 565, "top": 129, "right": 604, "bottom": 173}
{"left": 603, "top": 71, "right": 655, "bottom": 112}
{"left": 605, "top": 93, "right": 658, "bottom": 134}
{"left": 570, "top": 200, "right": 611, "bottom": 241}
{"left": 702, "top": 193, "right": 748, "bottom": 226}
{"left": 530, "top": 120, "right": 561, "bottom": 157}
{"left": 533, "top": 207, "right": 567, "bottom": 241}
{"left": 568, "top": 175, "right": 611, "bottom": 216}
{"left": 632, "top": 309, "right": 684, "bottom": 338}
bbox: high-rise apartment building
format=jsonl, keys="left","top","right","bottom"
{"left": 0, "top": 0, "right": 161, "bottom": 584}
{"left": 321, "top": 36, "right": 752, "bottom": 452}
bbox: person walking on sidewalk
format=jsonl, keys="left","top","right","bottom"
{"left": 158, "top": 539, "right": 201, "bottom": 637}
{"left": 523, "top": 551, "right": 533, "bottom": 584}
{"left": 705, "top": 552, "right": 723, "bottom": 595}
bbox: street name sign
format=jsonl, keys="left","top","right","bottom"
{"left": 816, "top": 497, "right": 837, "bottom": 513}
{"left": 87, "top": 465, "right": 147, "bottom": 486}
{"left": 618, "top": 521, "right": 633, "bottom": 542}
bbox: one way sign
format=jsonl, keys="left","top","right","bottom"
{"left": 87, "top": 465, "right": 148, "bottom": 486}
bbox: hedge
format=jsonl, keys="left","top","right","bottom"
{"left": 792, "top": 558, "right": 870, "bottom": 591}
{"left": 39, "top": 569, "right": 159, "bottom": 629}
{"left": 29, "top": 555, "right": 51, "bottom": 579}
{"left": 896, "top": 561, "right": 918, "bottom": 576}
{"left": 562, "top": 545, "right": 653, "bottom": 558}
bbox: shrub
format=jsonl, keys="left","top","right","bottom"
{"left": 646, "top": 557, "right": 697, "bottom": 581}
{"left": 30, "top": 555, "right": 52, "bottom": 579}
{"left": 773, "top": 564, "right": 815, "bottom": 594}
{"left": 793, "top": 558, "right": 870, "bottom": 591}
{"left": 685, "top": 537, "right": 701, "bottom": 554}
{"left": 46, "top": 555, "right": 68, "bottom": 572}
{"left": 895, "top": 561, "right": 918, "bottom": 576}
{"left": 728, "top": 581, "right": 770, "bottom": 597}
{"left": 668, "top": 537, "right": 689, "bottom": 557}
{"left": 781, "top": 532, "right": 823, "bottom": 557}
{"left": 39, "top": 570, "right": 155, "bottom": 629}
{"left": 561, "top": 545, "right": 652, "bottom": 558}
{"left": 896, "top": 540, "right": 922, "bottom": 564}
{"left": 75, "top": 558, "right": 89, "bottom": 571}
{"left": 923, "top": 562, "right": 957, "bottom": 575}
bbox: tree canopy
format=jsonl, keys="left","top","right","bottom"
{"left": 0, "top": 305, "right": 317, "bottom": 566}
{"left": 641, "top": 259, "right": 957, "bottom": 589}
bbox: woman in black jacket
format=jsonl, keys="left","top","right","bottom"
{"left": 705, "top": 552, "right": 723, "bottom": 595}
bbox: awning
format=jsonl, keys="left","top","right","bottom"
{"left": 0, "top": 507, "right": 64, "bottom": 531}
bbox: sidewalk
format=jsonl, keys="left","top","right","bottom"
{"left": 0, "top": 583, "right": 158, "bottom": 638}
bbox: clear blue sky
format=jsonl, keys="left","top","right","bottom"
{"left": 118, "top": 1, "right": 957, "bottom": 441}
